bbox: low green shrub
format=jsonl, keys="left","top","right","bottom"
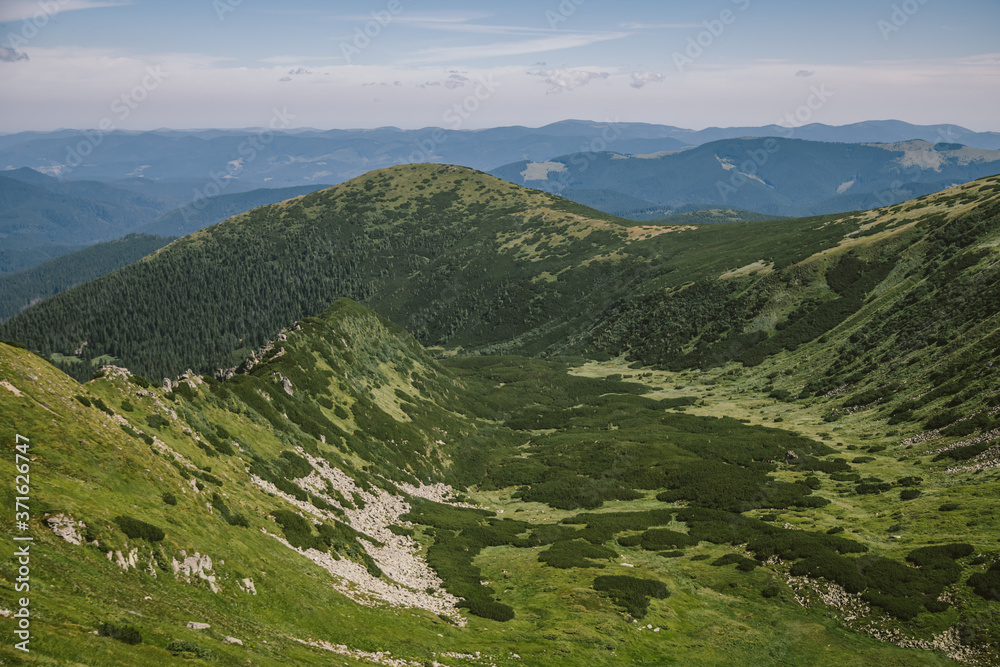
{"left": 145, "top": 414, "right": 170, "bottom": 430}
{"left": 539, "top": 540, "right": 617, "bottom": 569}
{"left": 593, "top": 575, "right": 669, "bottom": 619}
{"left": 98, "top": 621, "right": 141, "bottom": 645}
{"left": 762, "top": 584, "right": 781, "bottom": 598}
{"left": 166, "top": 639, "right": 213, "bottom": 659}
{"left": 114, "top": 515, "right": 165, "bottom": 542}
{"left": 711, "top": 553, "right": 761, "bottom": 571}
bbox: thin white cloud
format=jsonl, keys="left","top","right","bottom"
{"left": 0, "top": 46, "right": 28, "bottom": 62}
{"left": 405, "top": 32, "right": 629, "bottom": 64}
{"left": 530, "top": 68, "right": 611, "bottom": 94}
{"left": 630, "top": 70, "right": 665, "bottom": 88}
{"left": 0, "top": 0, "right": 129, "bottom": 23}
{"left": 333, "top": 11, "right": 493, "bottom": 25}
{"left": 3, "top": 48, "right": 997, "bottom": 133}
{"left": 620, "top": 22, "right": 702, "bottom": 29}
{"left": 259, "top": 55, "right": 341, "bottom": 65}
{"left": 402, "top": 20, "right": 570, "bottom": 36}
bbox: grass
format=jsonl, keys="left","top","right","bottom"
{"left": 2, "top": 280, "right": 998, "bottom": 664}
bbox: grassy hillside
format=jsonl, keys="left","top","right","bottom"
{"left": 585, "top": 175, "right": 1000, "bottom": 436}
{"left": 0, "top": 164, "right": 653, "bottom": 380}
{"left": 1, "top": 171, "right": 998, "bottom": 458}
{"left": 0, "top": 163, "right": 873, "bottom": 382}
{"left": 0, "top": 294, "right": 1000, "bottom": 665}
{"left": 649, "top": 208, "right": 784, "bottom": 225}
{"left": 0, "top": 234, "right": 174, "bottom": 322}
{"left": 3, "top": 296, "right": 998, "bottom": 664}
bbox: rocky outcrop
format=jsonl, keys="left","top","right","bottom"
{"left": 46, "top": 513, "right": 86, "bottom": 545}
{"left": 172, "top": 551, "right": 219, "bottom": 593}
{"left": 252, "top": 451, "right": 466, "bottom": 624}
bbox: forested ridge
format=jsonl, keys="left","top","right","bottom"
{"left": 2, "top": 167, "right": 1000, "bottom": 406}
{"left": 0, "top": 233, "right": 173, "bottom": 321}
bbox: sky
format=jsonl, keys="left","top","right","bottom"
{"left": 0, "top": 0, "right": 998, "bottom": 132}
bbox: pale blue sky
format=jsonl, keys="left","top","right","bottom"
{"left": 1, "top": 0, "right": 997, "bottom": 131}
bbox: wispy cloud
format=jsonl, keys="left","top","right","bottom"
{"left": 530, "top": 68, "right": 611, "bottom": 94}
{"left": 259, "top": 55, "right": 341, "bottom": 65}
{"left": 0, "top": 46, "right": 28, "bottom": 62}
{"left": 405, "top": 32, "right": 629, "bottom": 64}
{"left": 401, "top": 20, "right": 569, "bottom": 36}
{"left": 630, "top": 70, "right": 665, "bottom": 88}
{"left": 620, "top": 22, "right": 701, "bottom": 29}
{"left": 796, "top": 69, "right": 815, "bottom": 77}
{"left": 0, "top": 0, "right": 129, "bottom": 23}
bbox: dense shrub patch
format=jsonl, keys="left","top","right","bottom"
{"left": 592, "top": 575, "right": 669, "bottom": 619}
{"left": 211, "top": 493, "right": 250, "bottom": 527}
{"left": 711, "top": 553, "right": 761, "bottom": 571}
{"left": 403, "top": 499, "right": 519, "bottom": 621}
{"left": 538, "top": 540, "right": 617, "bottom": 569}
{"left": 114, "top": 515, "right": 165, "bottom": 542}
{"left": 166, "top": 640, "right": 213, "bottom": 659}
{"left": 99, "top": 621, "right": 142, "bottom": 645}
{"left": 967, "top": 562, "right": 1000, "bottom": 601}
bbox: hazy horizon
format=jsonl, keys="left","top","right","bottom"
{"left": 1, "top": 0, "right": 998, "bottom": 133}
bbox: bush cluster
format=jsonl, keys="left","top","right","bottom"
{"left": 114, "top": 515, "right": 165, "bottom": 542}
{"left": 538, "top": 540, "right": 617, "bottom": 569}
{"left": 592, "top": 575, "right": 669, "bottom": 619}
{"left": 98, "top": 622, "right": 141, "bottom": 645}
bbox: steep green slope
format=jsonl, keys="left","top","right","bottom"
{"left": 649, "top": 208, "right": 785, "bottom": 225}
{"left": 3, "top": 169, "right": 1000, "bottom": 446}
{"left": 0, "top": 164, "right": 657, "bottom": 380}
{"left": 0, "top": 234, "right": 174, "bottom": 322}
{"left": 586, "top": 176, "right": 1000, "bottom": 437}
{"left": 5, "top": 298, "right": 997, "bottom": 665}
{"left": 0, "top": 163, "right": 872, "bottom": 382}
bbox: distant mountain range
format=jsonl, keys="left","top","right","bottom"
{"left": 2, "top": 119, "right": 998, "bottom": 274}
{"left": 2, "top": 120, "right": 997, "bottom": 188}
{"left": 0, "top": 168, "right": 328, "bottom": 274}
{"left": 492, "top": 138, "right": 1000, "bottom": 218}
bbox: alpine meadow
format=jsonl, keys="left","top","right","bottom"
{"left": 1, "top": 1, "right": 999, "bottom": 666}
